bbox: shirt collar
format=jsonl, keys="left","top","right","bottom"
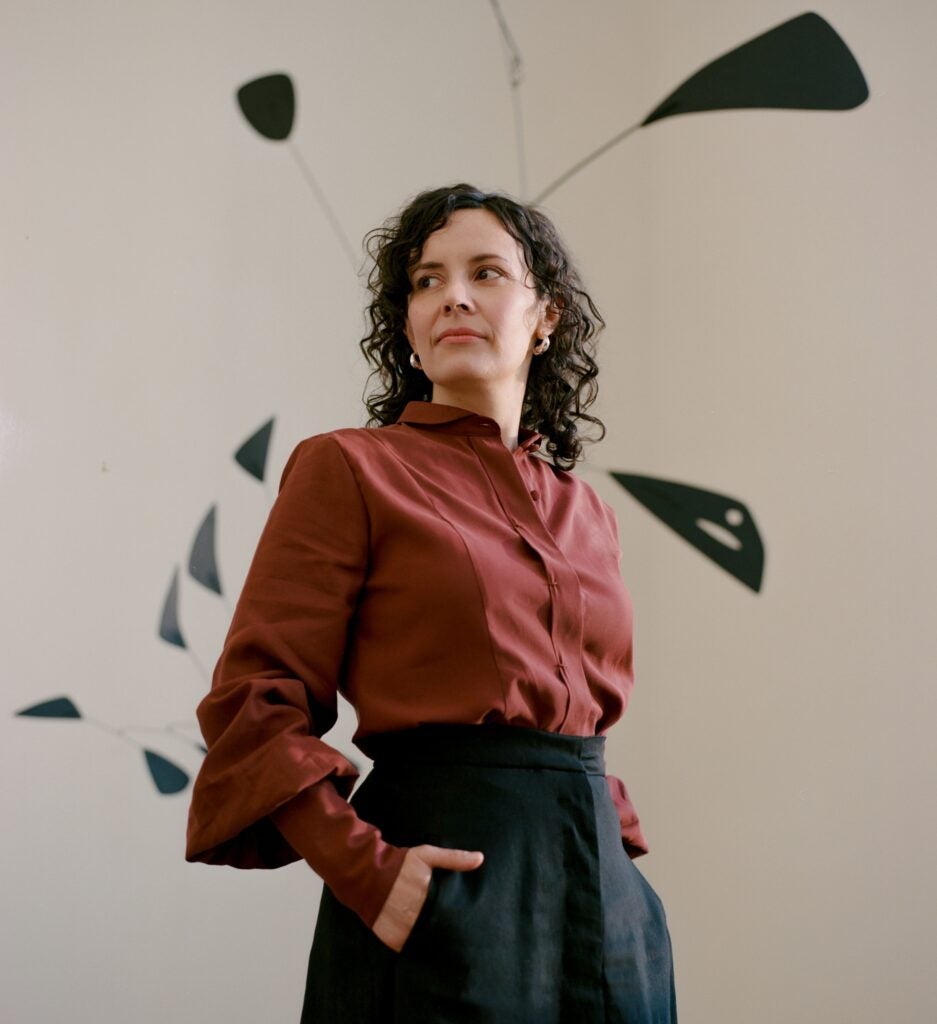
{"left": 396, "top": 401, "right": 543, "bottom": 454}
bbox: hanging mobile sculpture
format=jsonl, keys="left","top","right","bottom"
{"left": 17, "top": 9, "right": 869, "bottom": 792}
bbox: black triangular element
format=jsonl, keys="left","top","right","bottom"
{"left": 235, "top": 418, "right": 275, "bottom": 482}
{"left": 188, "top": 504, "right": 223, "bottom": 596}
{"left": 642, "top": 12, "right": 869, "bottom": 126}
{"left": 143, "top": 749, "right": 190, "bottom": 795}
{"left": 15, "top": 696, "right": 82, "bottom": 718}
{"left": 610, "top": 472, "right": 764, "bottom": 592}
{"left": 236, "top": 73, "right": 295, "bottom": 140}
{"left": 157, "top": 566, "right": 187, "bottom": 648}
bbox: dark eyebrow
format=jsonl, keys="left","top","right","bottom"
{"left": 410, "top": 253, "right": 511, "bottom": 275}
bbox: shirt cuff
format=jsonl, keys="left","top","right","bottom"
{"left": 270, "top": 777, "right": 409, "bottom": 929}
{"left": 605, "top": 773, "right": 650, "bottom": 859}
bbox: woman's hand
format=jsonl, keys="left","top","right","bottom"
{"left": 371, "top": 844, "right": 484, "bottom": 952}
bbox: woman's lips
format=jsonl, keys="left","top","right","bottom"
{"left": 436, "top": 327, "right": 485, "bottom": 344}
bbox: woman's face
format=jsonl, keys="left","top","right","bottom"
{"left": 403, "top": 208, "right": 556, "bottom": 402}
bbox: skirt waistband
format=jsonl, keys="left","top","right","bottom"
{"left": 365, "top": 722, "right": 607, "bottom": 775}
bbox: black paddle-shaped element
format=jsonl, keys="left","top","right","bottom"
{"left": 236, "top": 73, "right": 295, "bottom": 140}
{"left": 610, "top": 472, "right": 765, "bottom": 592}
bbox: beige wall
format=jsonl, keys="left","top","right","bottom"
{"left": 2, "top": 1, "right": 934, "bottom": 1020}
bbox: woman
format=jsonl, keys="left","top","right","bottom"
{"left": 186, "top": 183, "right": 677, "bottom": 1022}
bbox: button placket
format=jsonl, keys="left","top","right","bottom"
{"left": 469, "top": 431, "right": 584, "bottom": 714}
{"left": 484, "top": 432, "right": 592, "bottom": 729}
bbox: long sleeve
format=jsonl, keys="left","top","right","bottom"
{"left": 184, "top": 433, "right": 406, "bottom": 926}
{"left": 269, "top": 780, "right": 407, "bottom": 928}
{"left": 605, "top": 774, "right": 650, "bottom": 859}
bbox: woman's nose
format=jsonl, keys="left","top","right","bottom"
{"left": 442, "top": 283, "right": 472, "bottom": 311}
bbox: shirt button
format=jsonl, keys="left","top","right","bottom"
{"left": 529, "top": 489, "right": 540, "bottom": 500}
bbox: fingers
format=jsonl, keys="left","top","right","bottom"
{"left": 415, "top": 844, "right": 485, "bottom": 872}
{"left": 371, "top": 845, "right": 485, "bottom": 952}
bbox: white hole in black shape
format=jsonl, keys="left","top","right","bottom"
{"left": 695, "top": 518, "right": 742, "bottom": 550}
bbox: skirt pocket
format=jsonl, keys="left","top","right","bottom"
{"left": 398, "top": 869, "right": 441, "bottom": 955}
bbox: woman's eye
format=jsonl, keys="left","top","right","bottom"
{"left": 477, "top": 267, "right": 501, "bottom": 280}
{"left": 415, "top": 274, "right": 439, "bottom": 289}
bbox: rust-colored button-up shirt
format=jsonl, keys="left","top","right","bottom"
{"left": 185, "top": 401, "right": 649, "bottom": 928}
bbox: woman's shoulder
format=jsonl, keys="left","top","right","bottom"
{"left": 277, "top": 424, "right": 397, "bottom": 483}
{"left": 286, "top": 423, "right": 394, "bottom": 460}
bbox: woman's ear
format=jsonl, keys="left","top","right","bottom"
{"left": 540, "top": 298, "right": 562, "bottom": 337}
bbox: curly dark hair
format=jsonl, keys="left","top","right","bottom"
{"left": 358, "top": 183, "right": 606, "bottom": 470}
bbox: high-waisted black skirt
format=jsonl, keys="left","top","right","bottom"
{"left": 301, "top": 723, "right": 677, "bottom": 1023}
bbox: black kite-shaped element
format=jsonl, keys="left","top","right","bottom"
{"left": 16, "top": 696, "right": 82, "bottom": 718}
{"left": 144, "top": 749, "right": 189, "bottom": 794}
{"left": 158, "top": 565, "right": 186, "bottom": 648}
{"left": 188, "top": 505, "right": 222, "bottom": 596}
{"left": 610, "top": 473, "right": 765, "bottom": 592}
{"left": 235, "top": 418, "right": 275, "bottom": 482}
